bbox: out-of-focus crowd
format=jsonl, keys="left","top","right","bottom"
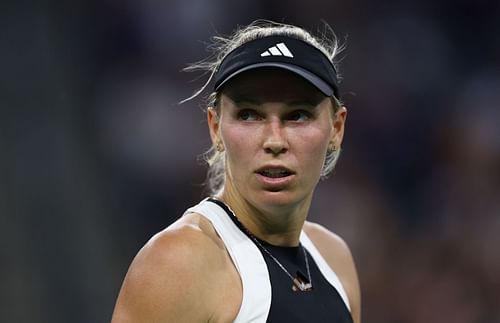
{"left": 2, "top": 1, "right": 499, "bottom": 322}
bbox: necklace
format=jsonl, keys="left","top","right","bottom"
{"left": 248, "top": 232, "right": 313, "bottom": 292}
{"left": 212, "top": 198, "right": 313, "bottom": 292}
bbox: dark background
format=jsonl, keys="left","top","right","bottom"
{"left": 2, "top": 1, "right": 499, "bottom": 322}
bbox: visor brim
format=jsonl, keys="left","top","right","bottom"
{"left": 214, "top": 62, "right": 335, "bottom": 97}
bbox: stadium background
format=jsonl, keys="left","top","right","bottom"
{"left": 2, "top": 0, "right": 499, "bottom": 322}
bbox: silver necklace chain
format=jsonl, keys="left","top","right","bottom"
{"left": 216, "top": 199, "right": 313, "bottom": 292}
{"left": 248, "top": 232, "right": 313, "bottom": 292}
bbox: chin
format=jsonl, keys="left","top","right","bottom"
{"left": 253, "top": 189, "right": 305, "bottom": 209}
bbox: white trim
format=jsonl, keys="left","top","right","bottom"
{"left": 184, "top": 199, "right": 271, "bottom": 323}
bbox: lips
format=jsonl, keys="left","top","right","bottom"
{"left": 256, "top": 166, "right": 295, "bottom": 178}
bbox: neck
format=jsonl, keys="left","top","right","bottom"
{"left": 217, "top": 183, "right": 312, "bottom": 247}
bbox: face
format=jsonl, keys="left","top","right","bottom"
{"left": 208, "top": 68, "right": 346, "bottom": 212}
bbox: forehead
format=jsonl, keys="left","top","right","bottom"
{"left": 220, "top": 68, "right": 326, "bottom": 104}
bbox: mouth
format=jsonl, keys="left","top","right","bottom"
{"left": 256, "top": 166, "right": 295, "bottom": 178}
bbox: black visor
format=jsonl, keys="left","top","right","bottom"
{"left": 213, "top": 35, "right": 339, "bottom": 98}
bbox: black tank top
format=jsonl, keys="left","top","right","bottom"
{"left": 208, "top": 198, "right": 353, "bottom": 323}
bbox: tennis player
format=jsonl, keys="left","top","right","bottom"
{"left": 112, "top": 21, "right": 360, "bottom": 323}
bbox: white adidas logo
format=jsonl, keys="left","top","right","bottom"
{"left": 260, "top": 42, "right": 294, "bottom": 58}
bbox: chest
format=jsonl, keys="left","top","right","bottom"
{"left": 259, "top": 245, "right": 353, "bottom": 323}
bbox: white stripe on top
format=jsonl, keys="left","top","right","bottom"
{"left": 184, "top": 198, "right": 271, "bottom": 323}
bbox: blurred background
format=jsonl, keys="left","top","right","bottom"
{"left": 2, "top": 0, "right": 499, "bottom": 322}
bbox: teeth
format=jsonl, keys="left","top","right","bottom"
{"left": 261, "top": 169, "right": 290, "bottom": 178}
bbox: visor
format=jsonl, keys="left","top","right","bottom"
{"left": 213, "top": 35, "right": 339, "bottom": 98}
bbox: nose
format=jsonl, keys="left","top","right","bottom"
{"left": 262, "top": 118, "right": 288, "bottom": 155}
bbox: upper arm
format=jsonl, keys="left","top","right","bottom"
{"left": 304, "top": 222, "right": 361, "bottom": 323}
{"left": 111, "top": 227, "right": 217, "bottom": 323}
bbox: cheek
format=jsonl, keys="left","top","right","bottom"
{"left": 222, "top": 124, "right": 252, "bottom": 151}
{"left": 220, "top": 124, "right": 258, "bottom": 170}
{"left": 295, "top": 124, "right": 331, "bottom": 150}
{"left": 223, "top": 125, "right": 248, "bottom": 146}
{"left": 291, "top": 127, "right": 331, "bottom": 168}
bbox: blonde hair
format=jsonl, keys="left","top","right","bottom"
{"left": 183, "top": 20, "right": 345, "bottom": 195}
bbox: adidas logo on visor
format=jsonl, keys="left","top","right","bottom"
{"left": 260, "top": 42, "right": 294, "bottom": 58}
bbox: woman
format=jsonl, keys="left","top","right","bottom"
{"left": 112, "top": 21, "right": 361, "bottom": 323}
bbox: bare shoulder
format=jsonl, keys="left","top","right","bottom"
{"left": 303, "top": 221, "right": 352, "bottom": 265}
{"left": 303, "top": 221, "right": 361, "bottom": 323}
{"left": 112, "top": 213, "right": 240, "bottom": 323}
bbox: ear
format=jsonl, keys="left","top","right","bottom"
{"left": 207, "top": 107, "right": 221, "bottom": 146}
{"left": 330, "top": 106, "right": 347, "bottom": 148}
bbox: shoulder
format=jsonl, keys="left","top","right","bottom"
{"left": 303, "top": 222, "right": 353, "bottom": 268}
{"left": 112, "top": 213, "right": 238, "bottom": 323}
{"left": 303, "top": 221, "right": 361, "bottom": 323}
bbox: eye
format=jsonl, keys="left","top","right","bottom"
{"left": 237, "top": 109, "right": 261, "bottom": 121}
{"left": 287, "top": 110, "right": 312, "bottom": 122}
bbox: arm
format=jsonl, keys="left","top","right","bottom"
{"left": 304, "top": 222, "right": 361, "bottom": 323}
{"left": 111, "top": 225, "right": 219, "bottom": 323}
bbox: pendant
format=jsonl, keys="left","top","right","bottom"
{"left": 292, "top": 271, "right": 313, "bottom": 292}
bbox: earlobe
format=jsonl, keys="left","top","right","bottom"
{"left": 215, "top": 141, "right": 225, "bottom": 152}
{"left": 327, "top": 143, "right": 338, "bottom": 154}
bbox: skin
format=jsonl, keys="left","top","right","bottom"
{"left": 111, "top": 69, "right": 360, "bottom": 323}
